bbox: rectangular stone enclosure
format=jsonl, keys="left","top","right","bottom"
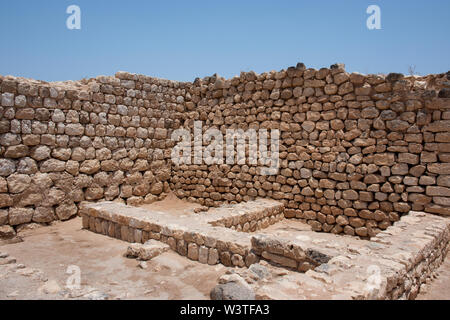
{"left": 81, "top": 199, "right": 449, "bottom": 299}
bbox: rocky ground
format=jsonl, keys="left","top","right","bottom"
{"left": 0, "top": 216, "right": 448, "bottom": 300}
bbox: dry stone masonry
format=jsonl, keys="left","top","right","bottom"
{"left": 80, "top": 199, "right": 283, "bottom": 268}
{"left": 81, "top": 199, "right": 450, "bottom": 300}
{"left": 1, "top": 64, "right": 450, "bottom": 241}
{"left": 211, "top": 211, "right": 450, "bottom": 300}
{"left": 0, "top": 73, "right": 176, "bottom": 237}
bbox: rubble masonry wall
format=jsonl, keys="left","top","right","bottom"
{"left": 1, "top": 65, "right": 449, "bottom": 239}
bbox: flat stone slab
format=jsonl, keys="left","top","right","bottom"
{"left": 126, "top": 240, "right": 170, "bottom": 261}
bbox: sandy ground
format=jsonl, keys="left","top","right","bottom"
{"left": 0, "top": 218, "right": 227, "bottom": 300}
{"left": 139, "top": 192, "right": 204, "bottom": 217}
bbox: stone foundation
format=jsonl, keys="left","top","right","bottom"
{"left": 80, "top": 199, "right": 286, "bottom": 267}
{"left": 82, "top": 197, "right": 449, "bottom": 299}
{"left": 207, "top": 200, "right": 284, "bottom": 232}
{"left": 212, "top": 211, "right": 450, "bottom": 300}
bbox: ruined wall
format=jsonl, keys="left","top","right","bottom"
{"left": 1, "top": 64, "right": 449, "bottom": 239}
{"left": 0, "top": 73, "right": 181, "bottom": 237}
{"left": 169, "top": 64, "right": 450, "bottom": 238}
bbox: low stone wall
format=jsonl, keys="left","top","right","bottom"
{"left": 212, "top": 211, "right": 450, "bottom": 300}
{"left": 82, "top": 196, "right": 450, "bottom": 300}
{"left": 208, "top": 200, "right": 284, "bottom": 232}
{"left": 251, "top": 234, "right": 337, "bottom": 272}
{"left": 363, "top": 212, "right": 449, "bottom": 299}
{"left": 81, "top": 197, "right": 450, "bottom": 300}
{"left": 80, "top": 199, "right": 285, "bottom": 267}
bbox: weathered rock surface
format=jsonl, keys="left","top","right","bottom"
{"left": 126, "top": 240, "right": 170, "bottom": 261}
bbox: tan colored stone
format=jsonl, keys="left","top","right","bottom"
{"left": 426, "top": 186, "right": 450, "bottom": 197}
{"left": 0, "top": 194, "right": 13, "bottom": 208}
{"left": 55, "top": 201, "right": 78, "bottom": 220}
{"left": 373, "top": 153, "right": 395, "bottom": 166}
{"left": 80, "top": 160, "right": 101, "bottom": 174}
{"left": 428, "top": 163, "right": 450, "bottom": 175}
{"left": 6, "top": 174, "right": 31, "bottom": 194}
{"left": 9, "top": 207, "right": 34, "bottom": 225}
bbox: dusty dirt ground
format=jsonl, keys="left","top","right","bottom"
{"left": 0, "top": 218, "right": 227, "bottom": 300}
{"left": 139, "top": 192, "right": 203, "bottom": 217}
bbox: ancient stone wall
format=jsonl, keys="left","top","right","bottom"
{"left": 0, "top": 72, "right": 180, "bottom": 236}
{"left": 1, "top": 64, "right": 449, "bottom": 239}
{"left": 169, "top": 65, "right": 450, "bottom": 238}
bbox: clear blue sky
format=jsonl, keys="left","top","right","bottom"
{"left": 0, "top": 0, "right": 449, "bottom": 82}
